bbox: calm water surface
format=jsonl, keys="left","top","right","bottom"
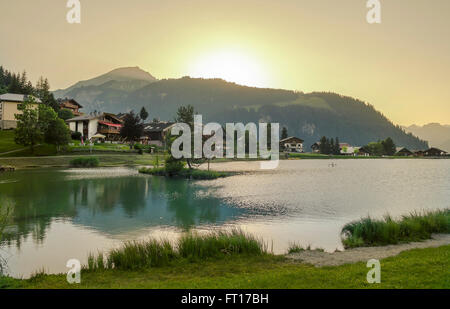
{"left": 0, "top": 159, "right": 449, "bottom": 277}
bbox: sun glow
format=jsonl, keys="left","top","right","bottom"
{"left": 188, "top": 49, "right": 269, "bottom": 88}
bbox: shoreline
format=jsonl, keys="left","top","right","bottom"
{"left": 2, "top": 244, "right": 448, "bottom": 289}
{"left": 286, "top": 234, "right": 450, "bottom": 267}
{"left": 1, "top": 153, "right": 448, "bottom": 171}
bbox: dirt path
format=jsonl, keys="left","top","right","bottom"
{"left": 286, "top": 234, "right": 450, "bottom": 267}
{"left": 0, "top": 147, "right": 29, "bottom": 156}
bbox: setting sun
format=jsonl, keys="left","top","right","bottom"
{"left": 188, "top": 49, "right": 269, "bottom": 88}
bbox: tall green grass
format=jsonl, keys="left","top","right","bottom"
{"left": 178, "top": 230, "right": 267, "bottom": 259}
{"left": 341, "top": 209, "right": 450, "bottom": 248}
{"left": 286, "top": 243, "right": 324, "bottom": 254}
{"left": 85, "top": 230, "right": 268, "bottom": 271}
{"left": 0, "top": 202, "right": 13, "bottom": 275}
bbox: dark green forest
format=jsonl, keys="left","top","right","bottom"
{"left": 0, "top": 66, "right": 59, "bottom": 110}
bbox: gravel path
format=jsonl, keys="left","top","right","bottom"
{"left": 286, "top": 234, "right": 450, "bottom": 267}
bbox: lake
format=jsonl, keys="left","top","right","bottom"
{"left": 0, "top": 159, "right": 449, "bottom": 277}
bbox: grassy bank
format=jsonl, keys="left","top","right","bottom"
{"left": 341, "top": 209, "right": 450, "bottom": 248}
{"left": 0, "top": 131, "right": 23, "bottom": 154}
{"left": 0, "top": 154, "right": 158, "bottom": 169}
{"left": 2, "top": 245, "right": 449, "bottom": 289}
{"left": 139, "top": 167, "right": 231, "bottom": 180}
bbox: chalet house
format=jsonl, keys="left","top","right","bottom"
{"left": 395, "top": 147, "right": 413, "bottom": 157}
{"left": 66, "top": 112, "right": 123, "bottom": 141}
{"left": 0, "top": 93, "right": 42, "bottom": 130}
{"left": 357, "top": 148, "right": 371, "bottom": 157}
{"left": 423, "top": 147, "right": 447, "bottom": 157}
{"left": 58, "top": 98, "right": 83, "bottom": 116}
{"left": 143, "top": 121, "right": 176, "bottom": 147}
{"left": 339, "top": 143, "right": 360, "bottom": 156}
{"left": 280, "top": 137, "right": 304, "bottom": 153}
{"left": 311, "top": 142, "right": 321, "bottom": 153}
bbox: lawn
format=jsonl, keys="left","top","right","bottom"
{"left": 0, "top": 130, "right": 23, "bottom": 154}
{"left": 1, "top": 245, "right": 449, "bottom": 289}
{"left": 0, "top": 153, "right": 158, "bottom": 169}
{"left": 68, "top": 141, "right": 133, "bottom": 153}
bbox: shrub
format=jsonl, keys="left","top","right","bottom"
{"left": 341, "top": 209, "right": 450, "bottom": 248}
{"left": 139, "top": 167, "right": 166, "bottom": 176}
{"left": 70, "top": 157, "right": 100, "bottom": 168}
{"left": 164, "top": 158, "right": 185, "bottom": 175}
{"left": 71, "top": 131, "right": 82, "bottom": 141}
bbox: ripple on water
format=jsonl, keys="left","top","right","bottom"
{"left": 61, "top": 167, "right": 140, "bottom": 180}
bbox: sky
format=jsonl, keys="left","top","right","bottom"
{"left": 0, "top": 0, "right": 449, "bottom": 125}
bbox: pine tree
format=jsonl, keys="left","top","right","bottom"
{"left": 36, "top": 76, "right": 59, "bottom": 111}
{"left": 281, "top": 127, "right": 288, "bottom": 140}
{"left": 330, "top": 138, "right": 335, "bottom": 155}
{"left": 140, "top": 107, "right": 149, "bottom": 122}
{"left": 335, "top": 137, "right": 341, "bottom": 155}
{"left": 382, "top": 137, "right": 396, "bottom": 156}
{"left": 319, "top": 136, "right": 328, "bottom": 154}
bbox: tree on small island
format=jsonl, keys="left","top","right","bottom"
{"left": 172, "top": 105, "right": 205, "bottom": 169}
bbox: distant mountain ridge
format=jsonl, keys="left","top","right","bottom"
{"left": 53, "top": 67, "right": 157, "bottom": 99}
{"left": 53, "top": 67, "right": 428, "bottom": 150}
{"left": 403, "top": 123, "right": 450, "bottom": 152}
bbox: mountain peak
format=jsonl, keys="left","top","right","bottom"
{"left": 105, "top": 66, "right": 157, "bottom": 82}
{"left": 53, "top": 66, "right": 157, "bottom": 98}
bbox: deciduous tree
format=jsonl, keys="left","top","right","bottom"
{"left": 14, "top": 97, "right": 43, "bottom": 153}
{"left": 120, "top": 111, "right": 143, "bottom": 143}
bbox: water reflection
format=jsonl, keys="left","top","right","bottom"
{"left": 0, "top": 168, "right": 247, "bottom": 248}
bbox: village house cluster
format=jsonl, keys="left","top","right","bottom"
{"left": 0, "top": 93, "right": 174, "bottom": 147}
{"left": 0, "top": 93, "right": 448, "bottom": 157}
{"left": 62, "top": 98, "right": 175, "bottom": 146}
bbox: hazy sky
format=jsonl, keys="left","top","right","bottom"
{"left": 1, "top": 0, "right": 449, "bottom": 125}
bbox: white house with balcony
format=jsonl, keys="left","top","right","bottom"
{"left": 66, "top": 112, "right": 123, "bottom": 141}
